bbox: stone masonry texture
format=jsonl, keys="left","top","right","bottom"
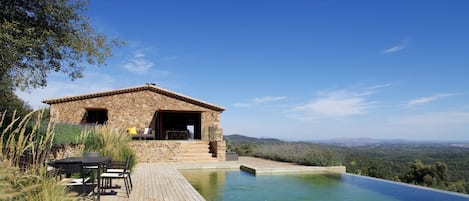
{"left": 48, "top": 89, "right": 223, "bottom": 141}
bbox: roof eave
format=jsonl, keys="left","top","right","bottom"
{"left": 42, "top": 85, "right": 225, "bottom": 112}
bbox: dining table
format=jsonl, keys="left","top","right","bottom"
{"left": 48, "top": 156, "right": 111, "bottom": 200}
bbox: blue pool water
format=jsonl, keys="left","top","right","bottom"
{"left": 180, "top": 170, "right": 469, "bottom": 201}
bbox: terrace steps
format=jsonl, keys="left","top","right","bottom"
{"left": 179, "top": 141, "right": 217, "bottom": 162}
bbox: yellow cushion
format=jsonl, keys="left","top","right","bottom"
{"left": 127, "top": 127, "right": 137, "bottom": 135}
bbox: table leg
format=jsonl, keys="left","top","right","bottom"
{"left": 97, "top": 165, "right": 101, "bottom": 200}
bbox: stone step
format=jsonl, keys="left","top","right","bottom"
{"left": 181, "top": 143, "right": 209, "bottom": 147}
{"left": 180, "top": 153, "right": 213, "bottom": 157}
{"left": 180, "top": 157, "right": 215, "bottom": 161}
{"left": 178, "top": 140, "right": 210, "bottom": 144}
{"left": 181, "top": 158, "right": 216, "bottom": 160}
{"left": 180, "top": 146, "right": 209, "bottom": 150}
{"left": 178, "top": 141, "right": 215, "bottom": 162}
{"left": 179, "top": 150, "right": 210, "bottom": 154}
{"left": 180, "top": 158, "right": 218, "bottom": 162}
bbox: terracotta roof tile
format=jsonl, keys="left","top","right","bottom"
{"left": 42, "top": 84, "right": 225, "bottom": 112}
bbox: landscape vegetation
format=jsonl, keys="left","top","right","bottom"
{"left": 0, "top": 109, "right": 136, "bottom": 200}
{"left": 226, "top": 134, "right": 469, "bottom": 194}
{"left": 2, "top": 0, "right": 469, "bottom": 200}
{"left": 1, "top": 1, "right": 131, "bottom": 198}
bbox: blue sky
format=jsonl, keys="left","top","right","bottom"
{"left": 17, "top": 0, "right": 469, "bottom": 141}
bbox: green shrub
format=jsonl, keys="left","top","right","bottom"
{"left": 52, "top": 123, "right": 87, "bottom": 145}
{"left": 77, "top": 125, "right": 136, "bottom": 171}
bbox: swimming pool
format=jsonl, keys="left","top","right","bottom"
{"left": 180, "top": 169, "right": 469, "bottom": 201}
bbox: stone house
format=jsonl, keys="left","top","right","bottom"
{"left": 43, "top": 83, "right": 226, "bottom": 162}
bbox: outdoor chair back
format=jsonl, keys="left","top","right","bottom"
{"left": 54, "top": 161, "right": 87, "bottom": 196}
{"left": 83, "top": 152, "right": 100, "bottom": 157}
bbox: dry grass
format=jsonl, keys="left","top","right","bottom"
{"left": 77, "top": 124, "right": 136, "bottom": 170}
{"left": 0, "top": 110, "right": 137, "bottom": 200}
{"left": 0, "top": 110, "right": 55, "bottom": 171}
{"left": 0, "top": 110, "right": 73, "bottom": 200}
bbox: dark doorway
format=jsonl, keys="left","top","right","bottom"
{"left": 154, "top": 111, "right": 201, "bottom": 140}
{"left": 86, "top": 109, "right": 108, "bottom": 125}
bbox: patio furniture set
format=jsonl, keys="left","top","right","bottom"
{"left": 48, "top": 152, "right": 133, "bottom": 200}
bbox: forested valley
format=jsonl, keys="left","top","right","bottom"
{"left": 225, "top": 134, "right": 469, "bottom": 194}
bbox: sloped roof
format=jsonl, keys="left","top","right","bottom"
{"left": 42, "top": 84, "right": 225, "bottom": 112}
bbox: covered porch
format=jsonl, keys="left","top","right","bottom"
{"left": 153, "top": 110, "right": 202, "bottom": 140}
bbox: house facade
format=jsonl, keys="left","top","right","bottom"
{"left": 43, "top": 84, "right": 226, "bottom": 161}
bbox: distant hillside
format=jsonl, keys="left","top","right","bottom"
{"left": 224, "top": 134, "right": 464, "bottom": 147}
{"left": 316, "top": 138, "right": 412, "bottom": 147}
{"left": 224, "top": 134, "right": 283, "bottom": 144}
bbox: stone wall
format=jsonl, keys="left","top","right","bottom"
{"left": 129, "top": 140, "right": 226, "bottom": 162}
{"left": 46, "top": 141, "right": 227, "bottom": 163}
{"left": 128, "top": 141, "right": 182, "bottom": 163}
{"left": 201, "top": 112, "right": 223, "bottom": 141}
{"left": 216, "top": 141, "right": 226, "bottom": 161}
{"left": 49, "top": 89, "right": 223, "bottom": 141}
{"left": 208, "top": 141, "right": 226, "bottom": 161}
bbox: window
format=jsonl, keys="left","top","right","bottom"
{"left": 86, "top": 109, "right": 108, "bottom": 124}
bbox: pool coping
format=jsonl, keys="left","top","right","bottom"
{"left": 345, "top": 173, "right": 469, "bottom": 199}
{"left": 239, "top": 164, "right": 346, "bottom": 175}
{"left": 172, "top": 156, "right": 346, "bottom": 175}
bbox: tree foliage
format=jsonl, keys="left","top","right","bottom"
{"left": 0, "top": 79, "right": 32, "bottom": 125}
{"left": 0, "top": 0, "right": 122, "bottom": 90}
{"left": 402, "top": 160, "right": 449, "bottom": 187}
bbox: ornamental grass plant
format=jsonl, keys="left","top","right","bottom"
{"left": 0, "top": 110, "right": 72, "bottom": 200}
{"left": 77, "top": 124, "right": 136, "bottom": 170}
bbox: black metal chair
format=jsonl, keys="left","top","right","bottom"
{"left": 83, "top": 152, "right": 101, "bottom": 157}
{"left": 100, "top": 156, "right": 132, "bottom": 197}
{"left": 54, "top": 161, "right": 93, "bottom": 197}
{"left": 106, "top": 156, "right": 133, "bottom": 189}
{"left": 83, "top": 152, "right": 101, "bottom": 169}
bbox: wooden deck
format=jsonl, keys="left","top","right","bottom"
{"left": 100, "top": 157, "right": 345, "bottom": 201}
{"left": 100, "top": 163, "right": 205, "bottom": 201}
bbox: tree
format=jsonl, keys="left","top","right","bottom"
{"left": 402, "top": 160, "right": 449, "bottom": 187}
{"left": 0, "top": 78, "right": 32, "bottom": 124}
{"left": 0, "top": 0, "right": 122, "bottom": 90}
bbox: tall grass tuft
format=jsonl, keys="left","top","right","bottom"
{"left": 0, "top": 163, "right": 72, "bottom": 201}
{"left": 77, "top": 124, "right": 136, "bottom": 170}
{"left": 0, "top": 110, "right": 55, "bottom": 172}
{"left": 0, "top": 110, "right": 72, "bottom": 200}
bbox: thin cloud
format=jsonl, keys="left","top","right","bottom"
{"left": 295, "top": 96, "right": 372, "bottom": 117}
{"left": 287, "top": 85, "right": 385, "bottom": 121}
{"left": 366, "top": 83, "right": 395, "bottom": 90}
{"left": 381, "top": 41, "right": 407, "bottom": 54}
{"left": 253, "top": 96, "right": 287, "bottom": 104}
{"left": 123, "top": 50, "right": 154, "bottom": 74}
{"left": 233, "top": 103, "right": 251, "bottom": 108}
{"left": 407, "top": 93, "right": 459, "bottom": 106}
{"left": 233, "top": 96, "right": 287, "bottom": 107}
{"left": 134, "top": 50, "right": 145, "bottom": 58}
{"left": 16, "top": 72, "right": 115, "bottom": 109}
